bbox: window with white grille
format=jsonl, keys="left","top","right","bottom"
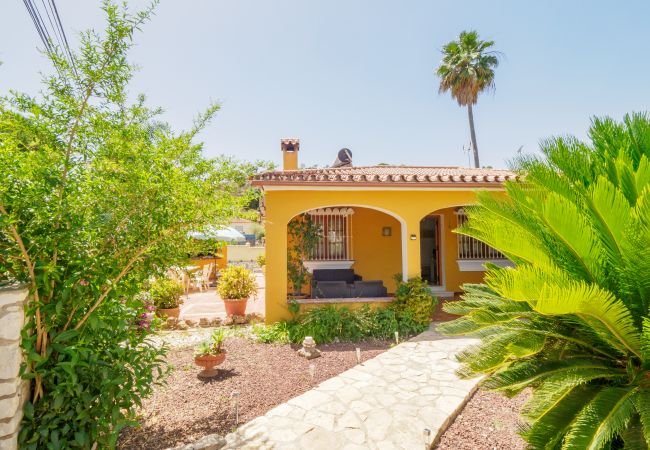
{"left": 456, "top": 210, "right": 505, "bottom": 260}
{"left": 307, "top": 208, "right": 354, "bottom": 261}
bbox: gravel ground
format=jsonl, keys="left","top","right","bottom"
{"left": 118, "top": 336, "right": 390, "bottom": 450}
{"left": 435, "top": 389, "right": 530, "bottom": 450}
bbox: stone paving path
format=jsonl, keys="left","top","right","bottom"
{"left": 221, "top": 326, "right": 480, "bottom": 450}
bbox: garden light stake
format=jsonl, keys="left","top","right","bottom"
{"left": 309, "top": 363, "right": 315, "bottom": 382}
{"left": 423, "top": 428, "right": 431, "bottom": 449}
{"left": 232, "top": 391, "right": 240, "bottom": 425}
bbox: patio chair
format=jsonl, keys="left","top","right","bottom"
{"left": 167, "top": 268, "right": 191, "bottom": 294}
{"left": 192, "top": 263, "right": 213, "bottom": 292}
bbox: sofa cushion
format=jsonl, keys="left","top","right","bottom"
{"left": 352, "top": 280, "right": 388, "bottom": 298}
{"left": 312, "top": 269, "right": 356, "bottom": 284}
{"left": 313, "top": 281, "right": 351, "bottom": 298}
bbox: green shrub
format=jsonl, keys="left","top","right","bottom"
{"left": 369, "top": 307, "right": 399, "bottom": 339}
{"left": 394, "top": 310, "right": 427, "bottom": 337}
{"left": 251, "top": 322, "right": 292, "bottom": 344}
{"left": 150, "top": 278, "right": 184, "bottom": 309}
{"left": 287, "top": 299, "right": 300, "bottom": 317}
{"left": 217, "top": 265, "right": 257, "bottom": 300}
{"left": 277, "top": 303, "right": 429, "bottom": 344}
{"left": 293, "top": 306, "right": 350, "bottom": 343}
{"left": 391, "top": 276, "right": 437, "bottom": 326}
{"left": 256, "top": 254, "right": 266, "bottom": 268}
{"left": 253, "top": 279, "right": 436, "bottom": 345}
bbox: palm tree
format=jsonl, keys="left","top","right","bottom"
{"left": 436, "top": 31, "right": 499, "bottom": 168}
{"left": 439, "top": 112, "right": 650, "bottom": 449}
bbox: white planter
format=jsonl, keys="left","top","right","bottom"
{"left": 456, "top": 259, "right": 514, "bottom": 272}
{"left": 303, "top": 260, "right": 354, "bottom": 273}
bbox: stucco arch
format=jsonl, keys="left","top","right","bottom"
{"left": 418, "top": 202, "right": 476, "bottom": 221}
{"left": 287, "top": 204, "right": 408, "bottom": 281}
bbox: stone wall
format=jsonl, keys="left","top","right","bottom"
{"left": 0, "top": 286, "right": 29, "bottom": 450}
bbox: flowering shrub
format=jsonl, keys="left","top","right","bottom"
{"left": 134, "top": 292, "right": 156, "bottom": 330}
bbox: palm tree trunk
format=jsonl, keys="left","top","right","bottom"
{"left": 467, "top": 103, "right": 480, "bottom": 168}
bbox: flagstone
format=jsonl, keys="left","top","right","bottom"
{"left": 217, "top": 325, "right": 481, "bottom": 449}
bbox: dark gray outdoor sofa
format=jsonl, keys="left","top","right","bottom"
{"left": 311, "top": 269, "right": 388, "bottom": 299}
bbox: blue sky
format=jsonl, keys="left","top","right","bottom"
{"left": 2, "top": 1, "right": 649, "bottom": 169}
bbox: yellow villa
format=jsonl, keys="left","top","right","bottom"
{"left": 252, "top": 139, "right": 518, "bottom": 323}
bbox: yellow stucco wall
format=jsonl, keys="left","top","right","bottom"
{"left": 263, "top": 188, "right": 502, "bottom": 323}
{"left": 349, "top": 208, "right": 402, "bottom": 293}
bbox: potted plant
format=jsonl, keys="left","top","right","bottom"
{"left": 151, "top": 278, "right": 184, "bottom": 318}
{"left": 194, "top": 328, "right": 226, "bottom": 378}
{"left": 216, "top": 265, "right": 257, "bottom": 316}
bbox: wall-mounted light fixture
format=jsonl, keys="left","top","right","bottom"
{"left": 382, "top": 226, "right": 392, "bottom": 237}
{"left": 410, "top": 234, "right": 417, "bottom": 240}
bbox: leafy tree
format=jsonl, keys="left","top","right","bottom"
{"left": 0, "top": 2, "right": 268, "bottom": 447}
{"left": 439, "top": 112, "right": 650, "bottom": 449}
{"left": 436, "top": 30, "right": 499, "bottom": 168}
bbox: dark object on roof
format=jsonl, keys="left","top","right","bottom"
{"left": 332, "top": 148, "right": 353, "bottom": 168}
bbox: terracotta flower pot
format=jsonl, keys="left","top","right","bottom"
{"left": 223, "top": 298, "right": 248, "bottom": 316}
{"left": 194, "top": 352, "right": 226, "bottom": 378}
{"left": 157, "top": 307, "right": 180, "bottom": 318}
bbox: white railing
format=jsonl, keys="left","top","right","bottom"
{"left": 456, "top": 212, "right": 505, "bottom": 260}
{"left": 307, "top": 208, "right": 354, "bottom": 261}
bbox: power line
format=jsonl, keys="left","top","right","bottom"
{"left": 29, "top": 0, "right": 55, "bottom": 49}
{"left": 40, "top": 0, "right": 64, "bottom": 50}
{"left": 49, "top": 0, "right": 78, "bottom": 76}
{"left": 22, "top": 0, "right": 78, "bottom": 77}
{"left": 23, "top": 0, "right": 53, "bottom": 53}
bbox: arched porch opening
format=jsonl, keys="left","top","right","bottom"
{"left": 286, "top": 205, "right": 405, "bottom": 300}
{"left": 419, "top": 205, "right": 510, "bottom": 296}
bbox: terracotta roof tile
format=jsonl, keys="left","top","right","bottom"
{"left": 251, "top": 165, "right": 518, "bottom": 187}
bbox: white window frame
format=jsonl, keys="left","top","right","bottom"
{"left": 455, "top": 208, "right": 511, "bottom": 272}
{"left": 306, "top": 207, "right": 354, "bottom": 262}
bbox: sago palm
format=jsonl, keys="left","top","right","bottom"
{"left": 438, "top": 112, "right": 650, "bottom": 449}
{"left": 436, "top": 30, "right": 499, "bottom": 168}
